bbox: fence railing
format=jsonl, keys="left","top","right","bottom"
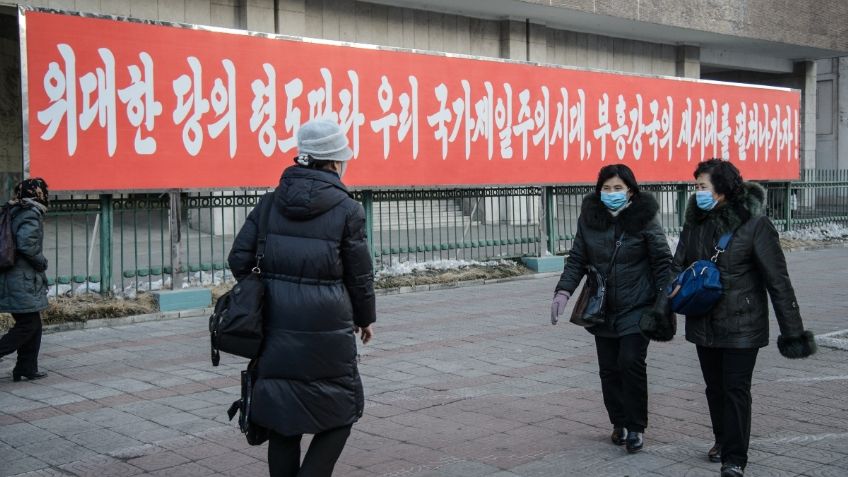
{"left": 40, "top": 169, "right": 848, "bottom": 297}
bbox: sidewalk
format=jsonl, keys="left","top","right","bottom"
{"left": 1, "top": 248, "right": 847, "bottom": 477}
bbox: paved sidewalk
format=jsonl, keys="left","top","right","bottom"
{"left": 1, "top": 248, "right": 847, "bottom": 477}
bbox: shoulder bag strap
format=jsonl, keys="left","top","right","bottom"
{"left": 711, "top": 231, "right": 734, "bottom": 263}
{"left": 605, "top": 231, "right": 626, "bottom": 276}
{"left": 253, "top": 192, "right": 275, "bottom": 272}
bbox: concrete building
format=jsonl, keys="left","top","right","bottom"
{"left": 1, "top": 0, "right": 847, "bottom": 196}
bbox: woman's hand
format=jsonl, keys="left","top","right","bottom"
{"left": 550, "top": 290, "right": 571, "bottom": 325}
{"left": 354, "top": 325, "right": 374, "bottom": 344}
{"left": 667, "top": 284, "right": 681, "bottom": 299}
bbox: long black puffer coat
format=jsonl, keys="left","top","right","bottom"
{"left": 670, "top": 182, "right": 815, "bottom": 357}
{"left": 228, "top": 165, "right": 376, "bottom": 436}
{"left": 556, "top": 193, "right": 672, "bottom": 337}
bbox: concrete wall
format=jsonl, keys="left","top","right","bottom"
{"left": 0, "top": 14, "right": 20, "bottom": 199}
{"left": 816, "top": 57, "right": 848, "bottom": 172}
{"left": 520, "top": 0, "right": 848, "bottom": 53}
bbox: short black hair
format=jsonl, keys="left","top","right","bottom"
{"left": 694, "top": 158, "right": 743, "bottom": 199}
{"left": 595, "top": 164, "right": 640, "bottom": 195}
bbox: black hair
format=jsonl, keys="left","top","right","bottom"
{"left": 293, "top": 155, "right": 335, "bottom": 171}
{"left": 595, "top": 164, "right": 640, "bottom": 196}
{"left": 693, "top": 158, "right": 743, "bottom": 199}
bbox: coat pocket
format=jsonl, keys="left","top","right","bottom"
{"left": 23, "top": 271, "right": 36, "bottom": 293}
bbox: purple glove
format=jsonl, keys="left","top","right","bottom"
{"left": 550, "top": 290, "right": 571, "bottom": 325}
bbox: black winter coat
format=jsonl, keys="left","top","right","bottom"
{"left": 228, "top": 166, "right": 376, "bottom": 436}
{"left": 0, "top": 202, "right": 49, "bottom": 313}
{"left": 556, "top": 193, "right": 672, "bottom": 337}
{"left": 670, "top": 182, "right": 812, "bottom": 354}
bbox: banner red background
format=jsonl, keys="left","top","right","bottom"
{"left": 23, "top": 10, "right": 801, "bottom": 191}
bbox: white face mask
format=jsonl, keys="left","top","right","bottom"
{"left": 338, "top": 161, "right": 348, "bottom": 179}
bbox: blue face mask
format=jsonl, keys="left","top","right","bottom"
{"left": 600, "top": 191, "right": 628, "bottom": 211}
{"left": 696, "top": 190, "right": 718, "bottom": 211}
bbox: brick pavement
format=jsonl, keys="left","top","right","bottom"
{"left": 1, "top": 247, "right": 847, "bottom": 477}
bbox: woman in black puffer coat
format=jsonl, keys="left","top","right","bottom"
{"left": 669, "top": 159, "right": 815, "bottom": 477}
{"left": 551, "top": 165, "right": 672, "bottom": 454}
{"left": 228, "top": 119, "right": 375, "bottom": 477}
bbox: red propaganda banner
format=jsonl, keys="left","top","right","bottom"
{"left": 21, "top": 9, "right": 801, "bottom": 191}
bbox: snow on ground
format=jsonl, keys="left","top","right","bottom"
{"left": 376, "top": 259, "right": 515, "bottom": 278}
{"left": 780, "top": 222, "right": 848, "bottom": 241}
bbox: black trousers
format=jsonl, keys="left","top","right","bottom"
{"left": 267, "top": 425, "right": 352, "bottom": 477}
{"left": 0, "top": 312, "right": 43, "bottom": 373}
{"left": 595, "top": 334, "right": 650, "bottom": 433}
{"left": 696, "top": 346, "right": 759, "bottom": 469}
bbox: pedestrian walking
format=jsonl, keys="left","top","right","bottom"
{"left": 669, "top": 158, "right": 816, "bottom": 477}
{"left": 551, "top": 164, "right": 672, "bottom": 453}
{"left": 0, "top": 178, "right": 50, "bottom": 382}
{"left": 228, "top": 119, "right": 376, "bottom": 477}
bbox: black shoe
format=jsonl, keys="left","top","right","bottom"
{"left": 12, "top": 371, "right": 47, "bottom": 382}
{"left": 708, "top": 442, "right": 721, "bottom": 462}
{"left": 720, "top": 464, "right": 744, "bottom": 477}
{"left": 625, "top": 431, "right": 643, "bottom": 453}
{"left": 611, "top": 427, "right": 627, "bottom": 445}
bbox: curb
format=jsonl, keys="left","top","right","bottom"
{"left": 782, "top": 241, "right": 848, "bottom": 253}
{"left": 374, "top": 271, "right": 560, "bottom": 296}
{"left": 35, "top": 272, "right": 561, "bottom": 334}
{"left": 42, "top": 307, "right": 214, "bottom": 335}
{"left": 815, "top": 329, "right": 848, "bottom": 351}
{"left": 29, "top": 242, "right": 845, "bottom": 335}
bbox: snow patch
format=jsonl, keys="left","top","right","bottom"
{"left": 376, "top": 259, "right": 514, "bottom": 278}
{"left": 780, "top": 223, "right": 848, "bottom": 241}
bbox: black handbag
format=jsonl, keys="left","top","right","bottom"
{"left": 570, "top": 232, "right": 625, "bottom": 327}
{"left": 227, "top": 359, "right": 269, "bottom": 446}
{"left": 210, "top": 192, "right": 274, "bottom": 366}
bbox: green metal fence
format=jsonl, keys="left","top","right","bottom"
{"left": 41, "top": 170, "right": 848, "bottom": 297}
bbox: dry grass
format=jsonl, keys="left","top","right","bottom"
{"left": 0, "top": 294, "right": 156, "bottom": 332}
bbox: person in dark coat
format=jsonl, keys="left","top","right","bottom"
{"left": 551, "top": 165, "right": 672, "bottom": 454}
{"left": 228, "top": 119, "right": 376, "bottom": 477}
{"left": 669, "top": 159, "right": 815, "bottom": 477}
{"left": 0, "top": 178, "right": 50, "bottom": 382}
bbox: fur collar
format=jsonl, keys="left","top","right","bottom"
{"left": 684, "top": 182, "right": 765, "bottom": 234}
{"left": 581, "top": 192, "right": 660, "bottom": 234}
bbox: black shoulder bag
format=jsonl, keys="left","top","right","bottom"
{"left": 210, "top": 192, "right": 273, "bottom": 366}
{"left": 570, "top": 232, "right": 625, "bottom": 327}
{"left": 227, "top": 359, "right": 269, "bottom": 446}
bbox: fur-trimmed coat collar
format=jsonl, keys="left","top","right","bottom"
{"left": 684, "top": 182, "right": 766, "bottom": 234}
{"left": 581, "top": 192, "right": 660, "bottom": 234}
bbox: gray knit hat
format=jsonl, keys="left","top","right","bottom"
{"left": 296, "top": 119, "right": 353, "bottom": 162}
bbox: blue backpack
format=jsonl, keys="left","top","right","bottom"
{"left": 668, "top": 232, "right": 733, "bottom": 316}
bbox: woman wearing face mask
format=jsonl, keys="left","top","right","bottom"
{"left": 551, "top": 164, "right": 672, "bottom": 454}
{"left": 669, "top": 159, "right": 815, "bottom": 477}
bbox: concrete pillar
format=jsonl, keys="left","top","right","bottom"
{"left": 497, "top": 20, "right": 547, "bottom": 226}
{"left": 799, "top": 60, "right": 817, "bottom": 171}
{"left": 839, "top": 57, "right": 848, "bottom": 171}
{"left": 675, "top": 45, "right": 700, "bottom": 79}
{"left": 239, "top": 0, "right": 275, "bottom": 33}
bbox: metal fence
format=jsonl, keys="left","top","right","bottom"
{"left": 41, "top": 169, "right": 848, "bottom": 297}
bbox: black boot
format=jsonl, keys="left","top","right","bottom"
{"left": 625, "top": 431, "right": 643, "bottom": 453}
{"left": 708, "top": 442, "right": 721, "bottom": 463}
{"left": 611, "top": 427, "right": 627, "bottom": 445}
{"left": 720, "top": 464, "right": 744, "bottom": 476}
{"left": 12, "top": 370, "right": 47, "bottom": 382}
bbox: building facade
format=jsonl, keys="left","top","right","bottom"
{"left": 1, "top": 0, "right": 846, "bottom": 195}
